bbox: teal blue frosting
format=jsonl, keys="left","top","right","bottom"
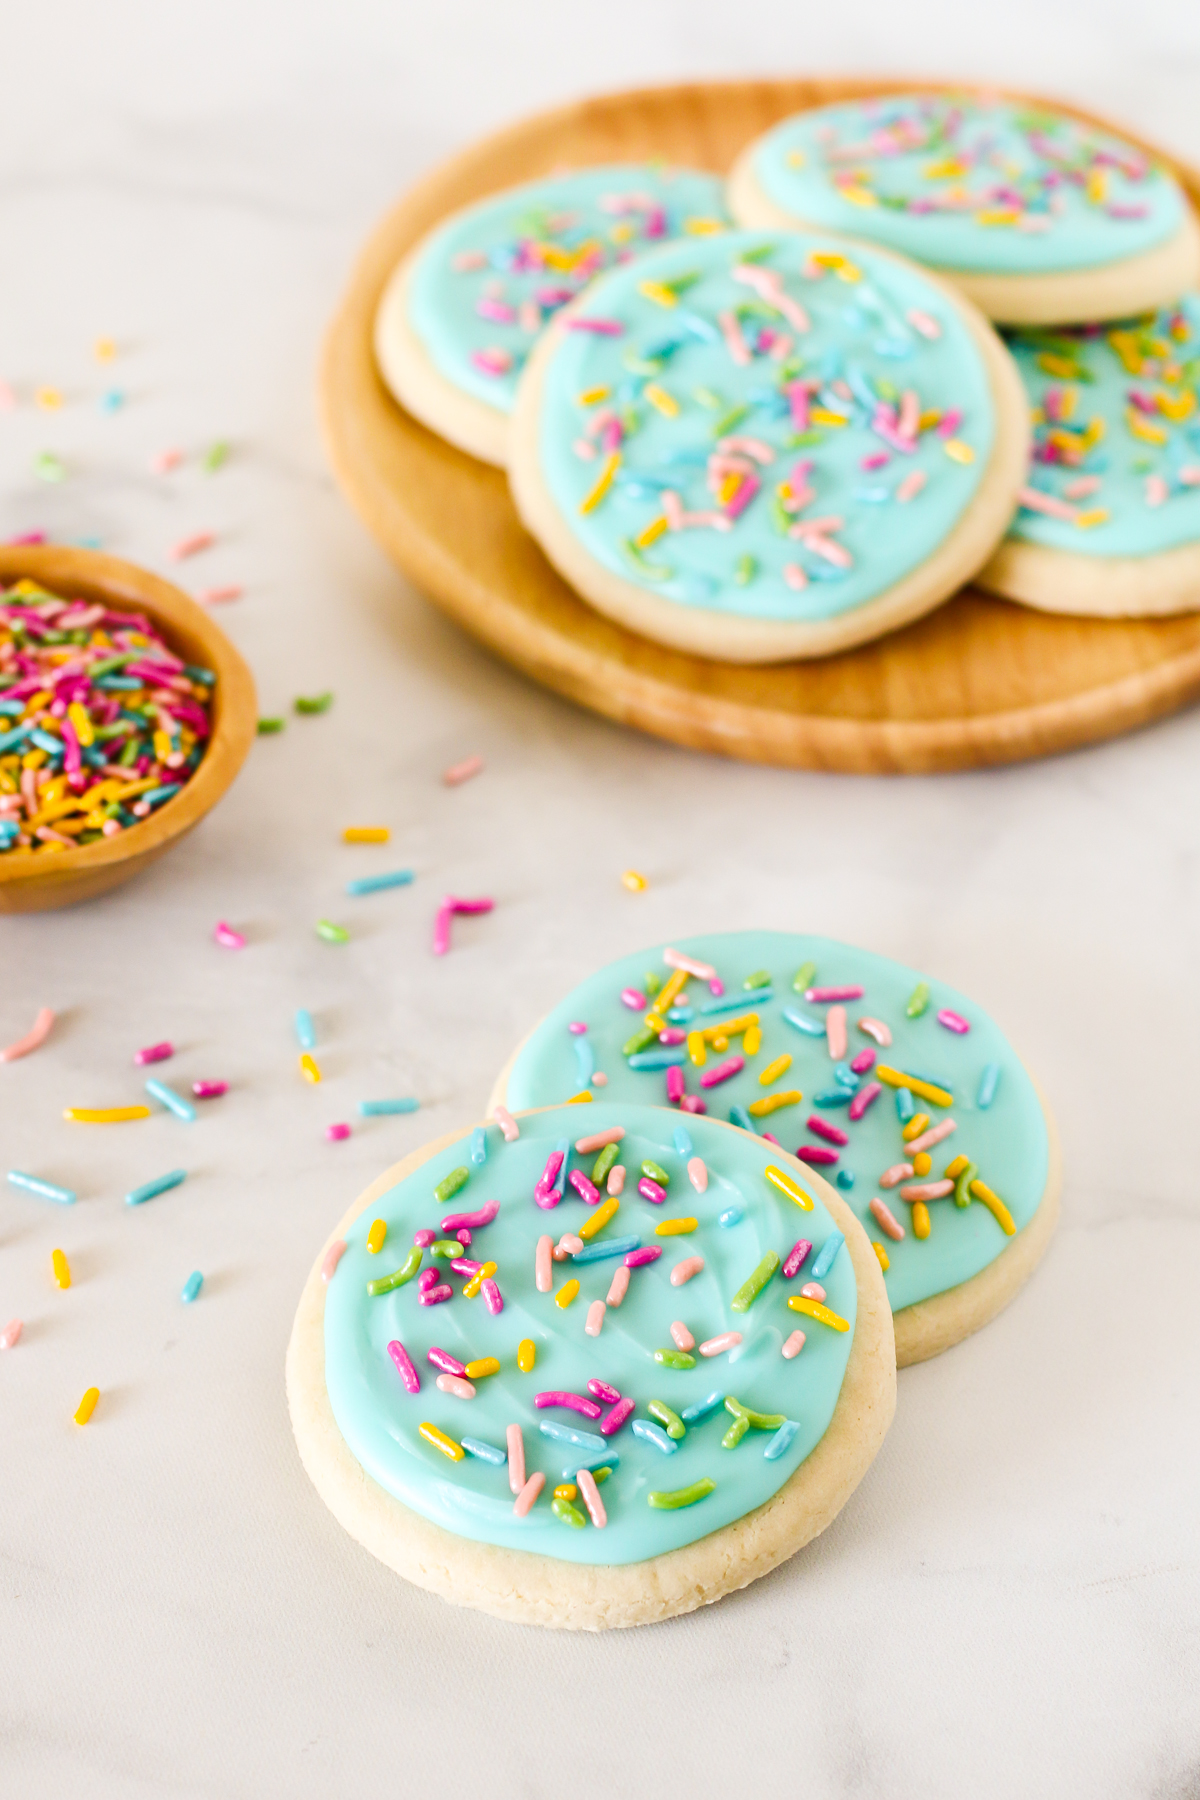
{"left": 1005, "top": 296, "right": 1200, "bottom": 556}
{"left": 535, "top": 229, "right": 994, "bottom": 623}
{"left": 405, "top": 165, "right": 729, "bottom": 416}
{"left": 749, "top": 94, "right": 1184, "bottom": 274}
{"left": 323, "top": 1103, "right": 855, "bottom": 1565}
{"left": 504, "top": 932, "right": 1050, "bottom": 1314}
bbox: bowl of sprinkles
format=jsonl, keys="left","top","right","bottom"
{"left": 0, "top": 545, "right": 256, "bottom": 912}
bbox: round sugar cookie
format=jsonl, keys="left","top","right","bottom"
{"left": 489, "top": 932, "right": 1061, "bottom": 1368}
{"left": 508, "top": 227, "right": 1029, "bottom": 662}
{"left": 728, "top": 92, "right": 1200, "bottom": 327}
{"left": 978, "top": 298, "right": 1200, "bottom": 616}
{"left": 287, "top": 1102, "right": 895, "bottom": 1631}
{"left": 374, "top": 165, "right": 729, "bottom": 467}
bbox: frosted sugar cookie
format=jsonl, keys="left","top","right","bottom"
{"left": 728, "top": 93, "right": 1200, "bottom": 327}
{"left": 287, "top": 1102, "right": 894, "bottom": 1630}
{"left": 374, "top": 165, "right": 728, "bottom": 466}
{"left": 508, "top": 228, "right": 1028, "bottom": 661}
{"left": 491, "top": 932, "right": 1060, "bottom": 1367}
{"left": 978, "top": 298, "right": 1200, "bottom": 615}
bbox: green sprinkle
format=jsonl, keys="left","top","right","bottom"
{"left": 739, "top": 242, "right": 777, "bottom": 263}
{"left": 429, "top": 1239, "right": 462, "bottom": 1259}
{"left": 256, "top": 717, "right": 285, "bottom": 735}
{"left": 792, "top": 961, "right": 817, "bottom": 994}
{"left": 648, "top": 1477, "right": 716, "bottom": 1509}
{"left": 641, "top": 1159, "right": 669, "bottom": 1186}
{"left": 653, "top": 1348, "right": 696, "bottom": 1371}
{"left": 593, "top": 1466, "right": 612, "bottom": 1484}
{"left": 906, "top": 981, "right": 930, "bottom": 1018}
{"left": 662, "top": 271, "right": 700, "bottom": 294}
{"left": 648, "top": 1399, "right": 687, "bottom": 1438}
{"left": 712, "top": 403, "right": 749, "bottom": 438}
{"left": 733, "top": 554, "right": 757, "bottom": 586}
{"left": 184, "top": 664, "right": 216, "bottom": 685}
{"left": 203, "top": 441, "right": 230, "bottom": 472}
{"left": 551, "top": 1496, "right": 587, "bottom": 1528}
{"left": 34, "top": 452, "right": 65, "bottom": 483}
{"left": 785, "top": 429, "right": 822, "bottom": 447}
{"left": 366, "top": 1246, "right": 421, "bottom": 1296}
{"left": 433, "top": 1166, "right": 469, "bottom": 1205}
{"left": 591, "top": 1142, "right": 620, "bottom": 1186}
{"left": 294, "top": 692, "right": 333, "bottom": 715}
{"left": 954, "top": 1159, "right": 978, "bottom": 1210}
{"left": 769, "top": 495, "right": 792, "bottom": 535}
{"left": 620, "top": 538, "right": 672, "bottom": 581}
{"left": 693, "top": 386, "right": 724, "bottom": 410}
{"left": 725, "top": 1396, "right": 787, "bottom": 1430}
{"left": 743, "top": 969, "right": 771, "bottom": 991}
{"left": 623, "top": 1024, "right": 658, "bottom": 1057}
{"left": 730, "top": 1250, "right": 780, "bottom": 1313}
{"left": 316, "top": 919, "right": 349, "bottom": 943}
{"left": 875, "top": 378, "right": 899, "bottom": 402}
{"left": 721, "top": 1413, "right": 750, "bottom": 1448}
{"left": 643, "top": 972, "right": 662, "bottom": 996}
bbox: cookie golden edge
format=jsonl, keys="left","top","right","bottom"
{"left": 977, "top": 536, "right": 1200, "bottom": 617}
{"left": 726, "top": 151, "right": 1200, "bottom": 328}
{"left": 286, "top": 1113, "right": 897, "bottom": 1631}
{"left": 374, "top": 244, "right": 510, "bottom": 468}
{"left": 487, "top": 1056, "right": 1061, "bottom": 1372}
{"left": 507, "top": 258, "right": 1031, "bottom": 664}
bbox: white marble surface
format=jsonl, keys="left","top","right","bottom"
{"left": 4, "top": 4, "right": 1200, "bottom": 1795}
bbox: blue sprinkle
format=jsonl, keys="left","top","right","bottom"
{"left": 782, "top": 1006, "right": 825, "bottom": 1038}
{"left": 0, "top": 723, "right": 34, "bottom": 753}
{"left": 469, "top": 1126, "right": 487, "bottom": 1166}
{"left": 539, "top": 1420, "right": 606, "bottom": 1453}
{"left": 681, "top": 1390, "right": 725, "bottom": 1424}
{"left": 562, "top": 1449, "right": 620, "bottom": 1478}
{"left": 461, "top": 1436, "right": 507, "bottom": 1466}
{"left": 631, "top": 1418, "right": 678, "bottom": 1455}
{"left": 345, "top": 869, "right": 415, "bottom": 896}
{"left": 627, "top": 1048, "right": 686, "bottom": 1070}
{"left": 294, "top": 1008, "right": 316, "bottom": 1050}
{"left": 126, "top": 1168, "right": 187, "bottom": 1207}
{"left": 180, "top": 1270, "right": 203, "bottom": 1303}
{"left": 764, "top": 1420, "right": 800, "bottom": 1461}
{"left": 7, "top": 1170, "right": 76, "bottom": 1205}
{"left": 673, "top": 1125, "right": 693, "bottom": 1156}
{"left": 814, "top": 1090, "right": 852, "bottom": 1108}
{"left": 977, "top": 1063, "right": 1001, "bottom": 1109}
{"left": 853, "top": 486, "right": 891, "bottom": 504}
{"left": 895, "top": 1086, "right": 915, "bottom": 1122}
{"left": 702, "top": 990, "right": 773, "bottom": 1015}
{"left": 718, "top": 1205, "right": 745, "bottom": 1228}
{"left": 552, "top": 1137, "right": 570, "bottom": 1196}
{"left": 833, "top": 1062, "right": 860, "bottom": 1091}
{"left": 675, "top": 309, "right": 719, "bottom": 343}
{"left": 30, "top": 728, "right": 63, "bottom": 755}
{"left": 574, "top": 1034, "right": 595, "bottom": 1085}
{"left": 142, "top": 783, "right": 182, "bottom": 807}
{"left": 811, "top": 1231, "right": 845, "bottom": 1281}
{"left": 667, "top": 1004, "right": 693, "bottom": 1023}
{"left": 729, "top": 1105, "right": 755, "bottom": 1133}
{"left": 145, "top": 1079, "right": 195, "bottom": 1123}
{"left": 358, "top": 1097, "right": 419, "bottom": 1116}
{"left": 99, "top": 390, "right": 124, "bottom": 412}
{"left": 571, "top": 1234, "right": 641, "bottom": 1263}
{"left": 836, "top": 1169, "right": 855, "bottom": 1189}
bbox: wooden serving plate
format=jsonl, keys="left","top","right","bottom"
{"left": 0, "top": 546, "right": 257, "bottom": 912}
{"left": 321, "top": 77, "right": 1200, "bottom": 774}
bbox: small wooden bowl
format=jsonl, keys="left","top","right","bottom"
{"left": 0, "top": 545, "right": 257, "bottom": 913}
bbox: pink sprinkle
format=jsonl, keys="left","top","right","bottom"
{"left": 320, "top": 1240, "right": 347, "bottom": 1283}
{"left": 419, "top": 1282, "right": 453, "bottom": 1305}
{"left": 585, "top": 1300, "right": 606, "bottom": 1337}
{"left": 213, "top": 921, "right": 245, "bottom": 950}
{"left": 900, "top": 1179, "right": 955, "bottom": 1201}
{"left": 783, "top": 561, "right": 808, "bottom": 592}
{"left": 880, "top": 1162, "right": 915, "bottom": 1189}
{"left": 599, "top": 1395, "right": 635, "bottom": 1436}
{"left": 666, "top": 1065, "right": 685, "bottom": 1102}
{"left": 907, "top": 308, "right": 941, "bottom": 340}
{"left": 566, "top": 318, "right": 624, "bottom": 335}
{"left": 671, "top": 1255, "right": 704, "bottom": 1287}
{"left": 783, "top": 1240, "right": 812, "bottom": 1279}
{"left": 569, "top": 1170, "right": 601, "bottom": 1205}
{"left": 800, "top": 1281, "right": 826, "bottom": 1302}
{"left": 513, "top": 1470, "right": 545, "bottom": 1517}
{"left": 451, "top": 250, "right": 488, "bottom": 272}
{"left": 417, "top": 1267, "right": 440, "bottom": 1292}
{"left": 575, "top": 1127, "right": 624, "bottom": 1153}
{"left": 414, "top": 1229, "right": 437, "bottom": 1248}
{"left": 624, "top": 1246, "right": 661, "bottom": 1269}
{"left": 507, "top": 1423, "right": 526, "bottom": 1494}
{"left": 717, "top": 434, "right": 776, "bottom": 465}
{"left": 658, "top": 1027, "right": 687, "bottom": 1046}
{"left": 577, "top": 1467, "right": 607, "bottom": 1528}
{"left": 850, "top": 1048, "right": 876, "bottom": 1074}
{"left": 782, "top": 1329, "right": 806, "bottom": 1359}
{"left": 443, "top": 754, "right": 483, "bottom": 786}
{"left": 471, "top": 347, "right": 513, "bottom": 375}
{"left": 848, "top": 1081, "right": 882, "bottom": 1121}
{"left": 476, "top": 298, "right": 516, "bottom": 323}
{"left": 679, "top": 1095, "right": 706, "bottom": 1115}
{"left": 717, "top": 309, "right": 752, "bottom": 365}
{"left": 450, "top": 1257, "right": 481, "bottom": 1277}
{"left": 481, "top": 1276, "right": 503, "bottom": 1314}
{"left": 870, "top": 1197, "right": 906, "bottom": 1241}
{"left": 722, "top": 471, "right": 761, "bottom": 520}
{"left": 807, "top": 984, "right": 864, "bottom": 1005}
{"left": 607, "top": 1164, "right": 626, "bottom": 1195}
{"left": 588, "top": 1378, "right": 621, "bottom": 1405}
{"left": 798, "top": 1145, "right": 838, "bottom": 1166}
{"left": 903, "top": 1118, "right": 956, "bottom": 1157}
{"left": 807, "top": 1116, "right": 848, "bottom": 1147}
{"left": 153, "top": 448, "right": 183, "bottom": 472}
{"left": 592, "top": 1072, "right": 608, "bottom": 1087}
{"left": 1018, "top": 485, "right": 1078, "bottom": 523}
{"left": 197, "top": 584, "right": 243, "bottom": 605}
{"left": 168, "top": 530, "right": 215, "bottom": 562}
{"left": 192, "top": 1080, "right": 227, "bottom": 1099}
{"left": 937, "top": 1008, "right": 970, "bottom": 1034}
{"left": 687, "top": 1157, "right": 708, "bottom": 1193}
{"left": 638, "top": 1177, "right": 666, "bottom": 1204}
{"left": 937, "top": 409, "right": 963, "bottom": 439}
{"left": 492, "top": 1105, "right": 519, "bottom": 1141}
{"left": 0, "top": 1006, "right": 55, "bottom": 1062}
{"left": 1063, "top": 475, "right": 1102, "bottom": 500}
{"left": 861, "top": 450, "right": 890, "bottom": 470}
{"left": 895, "top": 470, "right": 927, "bottom": 505}
{"left": 535, "top": 1150, "right": 564, "bottom": 1203}
{"left": 441, "top": 1199, "right": 499, "bottom": 1232}
{"left": 700, "top": 1055, "right": 744, "bottom": 1089}
{"left": 436, "top": 1373, "right": 475, "bottom": 1400}
{"left": 699, "top": 1330, "right": 741, "bottom": 1357}
{"left": 708, "top": 977, "right": 725, "bottom": 996}
{"left": 6, "top": 530, "right": 47, "bottom": 545}
{"left": 427, "top": 1345, "right": 467, "bottom": 1376}
{"left": 664, "top": 947, "right": 716, "bottom": 980}
{"left": 761, "top": 1132, "right": 783, "bottom": 1148}
{"left": 620, "top": 987, "right": 647, "bottom": 1009}
{"left": 387, "top": 1339, "right": 421, "bottom": 1393}
{"left": 606, "top": 1265, "right": 630, "bottom": 1307}
{"left": 670, "top": 1320, "right": 695, "bottom": 1351}
{"left": 858, "top": 1016, "right": 892, "bottom": 1047}
{"left": 568, "top": 1021, "right": 588, "bottom": 1036}
{"left": 325, "top": 1122, "right": 351, "bottom": 1142}
{"left": 825, "top": 1005, "right": 848, "bottom": 1061}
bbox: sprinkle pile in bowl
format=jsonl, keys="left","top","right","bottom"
{"left": 0, "top": 578, "right": 214, "bottom": 856}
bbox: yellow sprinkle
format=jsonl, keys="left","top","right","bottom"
{"left": 764, "top": 1164, "right": 814, "bottom": 1210}
{"left": 74, "top": 1386, "right": 99, "bottom": 1425}
{"left": 872, "top": 1242, "right": 890, "bottom": 1271}
{"left": 35, "top": 386, "right": 63, "bottom": 409}
{"left": 577, "top": 385, "right": 611, "bottom": 406}
{"left": 711, "top": 1034, "right": 728, "bottom": 1052}
{"left": 943, "top": 438, "right": 975, "bottom": 464}
{"left": 152, "top": 729, "right": 172, "bottom": 763}
{"left": 742, "top": 1024, "right": 762, "bottom": 1056}
{"left": 944, "top": 1153, "right": 970, "bottom": 1180}
{"left": 643, "top": 382, "right": 680, "bottom": 418}
{"left": 554, "top": 1483, "right": 578, "bottom": 1501}
{"left": 655, "top": 1217, "right": 698, "bottom": 1236}
{"left": 786, "top": 150, "right": 806, "bottom": 168}
{"left": 654, "top": 969, "right": 689, "bottom": 1013}
{"left": 556, "top": 1279, "right": 580, "bottom": 1309}
{"left": 635, "top": 515, "right": 669, "bottom": 549}
{"left": 1058, "top": 387, "right": 1078, "bottom": 420}
{"left": 975, "top": 208, "right": 1020, "bottom": 226}
{"left": 299, "top": 1053, "right": 321, "bottom": 1084}
{"left": 913, "top": 1201, "right": 931, "bottom": 1239}
{"left": 1036, "top": 353, "right": 1082, "bottom": 380}
{"left": 748, "top": 1089, "right": 803, "bottom": 1117}
{"left": 463, "top": 1260, "right": 497, "bottom": 1299}
{"left": 1074, "top": 508, "right": 1109, "bottom": 529}
{"left": 63, "top": 1106, "right": 151, "bottom": 1124}
{"left": 419, "top": 1422, "right": 463, "bottom": 1461}
{"left": 969, "top": 1179, "right": 1016, "bottom": 1235}
{"left": 912, "top": 1151, "right": 932, "bottom": 1177}
{"left": 621, "top": 869, "right": 647, "bottom": 892}
{"left": 809, "top": 408, "right": 848, "bottom": 428}
{"left": 567, "top": 1090, "right": 593, "bottom": 1103}
{"left": 759, "top": 1053, "right": 793, "bottom": 1087}
{"left": 464, "top": 1357, "right": 500, "bottom": 1380}
{"left": 683, "top": 215, "right": 726, "bottom": 234}
{"left": 517, "top": 1338, "right": 536, "bottom": 1373}
{"left": 787, "top": 1295, "right": 849, "bottom": 1331}
{"left": 876, "top": 1066, "right": 953, "bottom": 1107}
{"left": 717, "top": 471, "right": 741, "bottom": 505}
{"left": 918, "top": 408, "right": 942, "bottom": 431}
{"left": 578, "top": 1196, "right": 619, "bottom": 1240}
{"left": 67, "top": 702, "right": 94, "bottom": 747}
{"left": 834, "top": 261, "right": 861, "bottom": 284}
{"left": 841, "top": 185, "right": 878, "bottom": 207}
{"left": 1086, "top": 168, "right": 1108, "bottom": 205}
{"left": 687, "top": 1031, "right": 707, "bottom": 1067}
{"left": 638, "top": 279, "right": 679, "bottom": 308}
{"left": 366, "top": 1219, "right": 387, "bottom": 1254}
{"left": 700, "top": 1012, "right": 758, "bottom": 1041}
{"left": 924, "top": 157, "right": 968, "bottom": 179}
{"left": 1158, "top": 390, "right": 1195, "bottom": 421}
{"left": 811, "top": 250, "right": 846, "bottom": 269}
{"left": 343, "top": 826, "right": 389, "bottom": 843}
{"left": 1126, "top": 407, "right": 1168, "bottom": 445}
{"left": 580, "top": 452, "right": 620, "bottom": 515}
{"left": 94, "top": 337, "right": 117, "bottom": 362}
{"left": 52, "top": 1248, "right": 71, "bottom": 1289}
{"left": 609, "top": 221, "right": 635, "bottom": 244}
{"left": 901, "top": 1112, "right": 930, "bottom": 1142}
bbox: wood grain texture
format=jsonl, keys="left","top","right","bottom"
{"left": 0, "top": 546, "right": 257, "bottom": 912}
{"left": 320, "top": 76, "right": 1200, "bottom": 774}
